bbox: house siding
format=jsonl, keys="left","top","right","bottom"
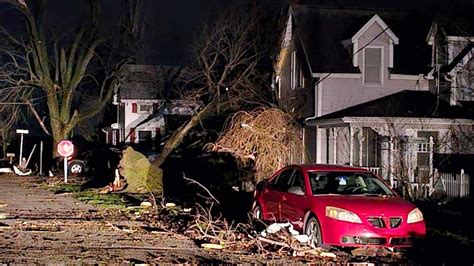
{"left": 318, "top": 22, "right": 429, "bottom": 116}
{"left": 278, "top": 36, "right": 314, "bottom": 120}
{"left": 122, "top": 99, "right": 166, "bottom": 144}
{"left": 320, "top": 77, "right": 424, "bottom": 116}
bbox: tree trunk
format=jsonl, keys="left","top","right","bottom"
{"left": 153, "top": 100, "right": 215, "bottom": 168}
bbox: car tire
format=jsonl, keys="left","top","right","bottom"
{"left": 252, "top": 204, "right": 263, "bottom": 220}
{"left": 305, "top": 216, "right": 322, "bottom": 247}
{"left": 68, "top": 160, "right": 85, "bottom": 176}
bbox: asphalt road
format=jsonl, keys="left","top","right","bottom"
{"left": 0, "top": 174, "right": 288, "bottom": 264}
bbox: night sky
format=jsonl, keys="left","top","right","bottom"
{"left": 0, "top": 0, "right": 472, "bottom": 66}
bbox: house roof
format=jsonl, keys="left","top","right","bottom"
{"left": 291, "top": 5, "right": 433, "bottom": 75}
{"left": 307, "top": 90, "right": 474, "bottom": 122}
{"left": 435, "top": 16, "right": 474, "bottom": 37}
{"left": 119, "top": 65, "right": 165, "bottom": 100}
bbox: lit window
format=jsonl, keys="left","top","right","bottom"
{"left": 364, "top": 48, "right": 382, "bottom": 85}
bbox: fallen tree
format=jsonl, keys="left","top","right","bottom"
{"left": 206, "top": 108, "right": 302, "bottom": 182}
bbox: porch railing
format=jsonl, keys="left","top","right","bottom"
{"left": 364, "top": 167, "right": 381, "bottom": 176}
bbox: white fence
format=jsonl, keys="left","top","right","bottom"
{"left": 439, "top": 170, "right": 470, "bottom": 201}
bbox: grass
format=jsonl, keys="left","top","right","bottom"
{"left": 51, "top": 183, "right": 82, "bottom": 194}
{"left": 74, "top": 191, "right": 127, "bottom": 209}
{"left": 44, "top": 180, "right": 128, "bottom": 209}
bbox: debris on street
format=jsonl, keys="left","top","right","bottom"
{"left": 118, "top": 147, "right": 163, "bottom": 193}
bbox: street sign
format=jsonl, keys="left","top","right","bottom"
{"left": 16, "top": 129, "right": 29, "bottom": 134}
{"left": 57, "top": 140, "right": 74, "bottom": 183}
{"left": 57, "top": 140, "right": 74, "bottom": 157}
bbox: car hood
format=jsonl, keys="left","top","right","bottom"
{"left": 314, "top": 195, "right": 416, "bottom": 216}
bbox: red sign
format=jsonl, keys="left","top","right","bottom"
{"left": 57, "top": 140, "right": 74, "bottom": 157}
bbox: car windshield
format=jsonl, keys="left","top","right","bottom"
{"left": 308, "top": 171, "right": 394, "bottom": 196}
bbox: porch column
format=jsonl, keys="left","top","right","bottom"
{"left": 389, "top": 137, "right": 394, "bottom": 186}
{"left": 406, "top": 136, "right": 414, "bottom": 183}
{"left": 429, "top": 136, "right": 434, "bottom": 177}
{"left": 357, "top": 129, "right": 363, "bottom": 166}
{"left": 302, "top": 127, "right": 306, "bottom": 163}
{"left": 332, "top": 128, "right": 338, "bottom": 164}
{"left": 380, "top": 136, "right": 390, "bottom": 182}
{"left": 349, "top": 126, "right": 354, "bottom": 166}
{"left": 316, "top": 127, "right": 322, "bottom": 163}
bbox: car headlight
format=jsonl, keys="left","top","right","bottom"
{"left": 407, "top": 208, "right": 424, "bottom": 224}
{"left": 325, "top": 206, "right": 362, "bottom": 223}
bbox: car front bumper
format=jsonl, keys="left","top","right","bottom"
{"left": 321, "top": 217, "right": 426, "bottom": 247}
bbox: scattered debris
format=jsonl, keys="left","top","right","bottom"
{"left": 351, "top": 246, "right": 402, "bottom": 258}
{"left": 165, "top": 203, "right": 176, "bottom": 208}
{"left": 19, "top": 222, "right": 62, "bottom": 232}
{"left": 201, "top": 243, "right": 225, "bottom": 249}
{"left": 0, "top": 222, "right": 11, "bottom": 230}
{"left": 140, "top": 202, "right": 153, "bottom": 208}
{"left": 12, "top": 165, "right": 32, "bottom": 176}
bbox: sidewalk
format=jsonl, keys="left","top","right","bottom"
{"left": 0, "top": 175, "right": 95, "bottom": 218}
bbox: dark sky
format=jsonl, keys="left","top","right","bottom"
{"left": 1, "top": 0, "right": 472, "bottom": 66}
{"left": 0, "top": 0, "right": 221, "bottom": 66}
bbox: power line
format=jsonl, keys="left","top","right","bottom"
{"left": 314, "top": 26, "right": 391, "bottom": 86}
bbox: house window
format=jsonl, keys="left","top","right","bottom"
{"left": 290, "top": 51, "right": 300, "bottom": 89}
{"left": 417, "top": 143, "right": 429, "bottom": 152}
{"left": 138, "top": 130, "right": 152, "bottom": 142}
{"left": 290, "top": 51, "right": 296, "bottom": 89}
{"left": 364, "top": 48, "right": 382, "bottom": 85}
{"left": 139, "top": 104, "right": 152, "bottom": 113}
{"left": 299, "top": 61, "right": 304, "bottom": 88}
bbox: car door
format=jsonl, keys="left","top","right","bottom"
{"left": 280, "top": 169, "right": 309, "bottom": 229}
{"left": 263, "top": 168, "right": 294, "bottom": 221}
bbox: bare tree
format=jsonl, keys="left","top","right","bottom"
{"left": 0, "top": 0, "right": 145, "bottom": 155}
{"left": 0, "top": 104, "right": 20, "bottom": 158}
{"left": 152, "top": 2, "right": 277, "bottom": 168}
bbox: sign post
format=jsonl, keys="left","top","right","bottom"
{"left": 57, "top": 140, "right": 74, "bottom": 183}
{"left": 16, "top": 129, "right": 29, "bottom": 167}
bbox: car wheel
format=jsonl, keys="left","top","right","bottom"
{"left": 305, "top": 216, "right": 322, "bottom": 247}
{"left": 68, "top": 160, "right": 85, "bottom": 175}
{"left": 252, "top": 204, "right": 263, "bottom": 220}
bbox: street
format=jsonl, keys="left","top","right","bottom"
{"left": 0, "top": 174, "right": 289, "bottom": 264}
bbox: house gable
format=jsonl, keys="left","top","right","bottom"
{"left": 351, "top": 14, "right": 399, "bottom": 69}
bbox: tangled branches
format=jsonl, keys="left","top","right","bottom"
{"left": 207, "top": 108, "right": 302, "bottom": 181}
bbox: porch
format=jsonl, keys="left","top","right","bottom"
{"left": 306, "top": 120, "right": 446, "bottom": 188}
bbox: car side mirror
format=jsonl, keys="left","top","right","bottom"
{"left": 256, "top": 179, "right": 268, "bottom": 191}
{"left": 288, "top": 186, "right": 305, "bottom": 196}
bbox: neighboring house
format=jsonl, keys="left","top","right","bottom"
{"left": 276, "top": 4, "right": 474, "bottom": 188}
{"left": 426, "top": 18, "right": 474, "bottom": 105}
{"left": 104, "top": 64, "right": 200, "bottom": 147}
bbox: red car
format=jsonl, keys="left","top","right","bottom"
{"left": 252, "top": 164, "right": 426, "bottom": 247}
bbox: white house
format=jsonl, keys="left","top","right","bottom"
{"left": 275, "top": 4, "right": 474, "bottom": 189}
{"left": 104, "top": 64, "right": 200, "bottom": 147}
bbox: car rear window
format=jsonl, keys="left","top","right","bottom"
{"left": 308, "top": 171, "right": 394, "bottom": 196}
